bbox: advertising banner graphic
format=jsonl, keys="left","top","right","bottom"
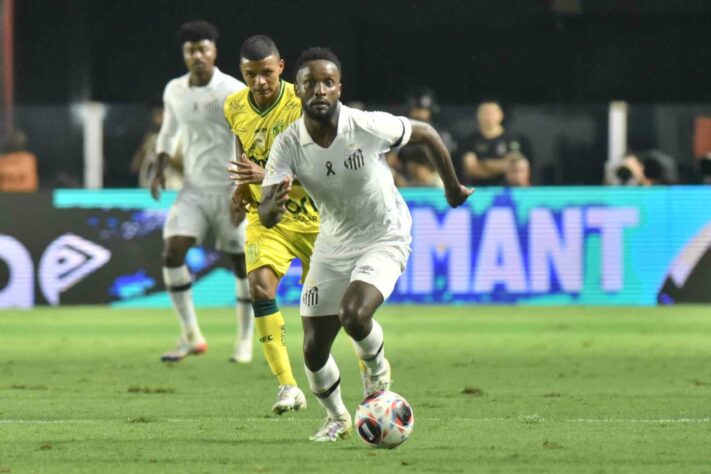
{"left": 1, "top": 187, "right": 710, "bottom": 308}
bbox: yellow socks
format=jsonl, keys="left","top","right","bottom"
{"left": 253, "top": 300, "right": 297, "bottom": 387}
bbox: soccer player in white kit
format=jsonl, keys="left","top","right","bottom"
{"left": 152, "top": 21, "right": 253, "bottom": 363}
{"left": 259, "top": 48, "right": 473, "bottom": 441}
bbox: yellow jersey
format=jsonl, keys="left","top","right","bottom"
{"left": 224, "top": 80, "right": 319, "bottom": 234}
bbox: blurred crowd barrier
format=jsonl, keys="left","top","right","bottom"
{"left": 2, "top": 187, "right": 710, "bottom": 308}
{"left": 6, "top": 102, "right": 711, "bottom": 189}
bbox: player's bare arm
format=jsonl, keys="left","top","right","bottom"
{"left": 258, "top": 176, "right": 292, "bottom": 228}
{"left": 150, "top": 152, "right": 171, "bottom": 200}
{"left": 409, "top": 120, "right": 474, "bottom": 208}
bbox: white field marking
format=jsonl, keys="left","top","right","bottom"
{"left": 568, "top": 418, "right": 711, "bottom": 424}
{"left": 0, "top": 419, "right": 96, "bottom": 425}
{"left": 2, "top": 417, "right": 710, "bottom": 425}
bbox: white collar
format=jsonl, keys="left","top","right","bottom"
{"left": 298, "top": 102, "right": 349, "bottom": 147}
{"left": 182, "top": 67, "right": 222, "bottom": 89}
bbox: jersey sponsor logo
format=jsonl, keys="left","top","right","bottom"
{"left": 259, "top": 335, "right": 274, "bottom": 343}
{"left": 284, "top": 100, "right": 299, "bottom": 110}
{"left": 345, "top": 149, "right": 365, "bottom": 170}
{"left": 302, "top": 286, "right": 319, "bottom": 307}
{"left": 229, "top": 99, "right": 245, "bottom": 112}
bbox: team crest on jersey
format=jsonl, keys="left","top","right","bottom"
{"left": 344, "top": 148, "right": 365, "bottom": 170}
{"left": 271, "top": 121, "right": 286, "bottom": 137}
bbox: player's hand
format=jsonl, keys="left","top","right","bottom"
{"left": 230, "top": 184, "right": 251, "bottom": 225}
{"left": 228, "top": 153, "right": 265, "bottom": 185}
{"left": 445, "top": 184, "right": 474, "bottom": 208}
{"left": 273, "top": 176, "right": 292, "bottom": 212}
{"left": 150, "top": 172, "right": 166, "bottom": 201}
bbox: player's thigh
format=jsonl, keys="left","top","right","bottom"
{"left": 289, "top": 230, "right": 318, "bottom": 283}
{"left": 350, "top": 244, "right": 410, "bottom": 301}
{"left": 163, "top": 192, "right": 209, "bottom": 243}
{"left": 245, "top": 224, "right": 297, "bottom": 279}
{"left": 210, "top": 195, "right": 246, "bottom": 254}
{"left": 301, "top": 257, "right": 352, "bottom": 317}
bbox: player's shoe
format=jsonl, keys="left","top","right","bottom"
{"left": 160, "top": 335, "right": 207, "bottom": 362}
{"left": 363, "top": 358, "right": 392, "bottom": 397}
{"left": 309, "top": 413, "right": 353, "bottom": 442}
{"left": 229, "top": 340, "right": 253, "bottom": 364}
{"left": 272, "top": 385, "right": 307, "bottom": 415}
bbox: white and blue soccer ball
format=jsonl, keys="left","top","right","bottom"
{"left": 355, "top": 390, "right": 414, "bottom": 449}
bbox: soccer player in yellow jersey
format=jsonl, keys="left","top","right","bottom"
{"left": 224, "top": 36, "right": 318, "bottom": 414}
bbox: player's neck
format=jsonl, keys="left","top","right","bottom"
{"left": 251, "top": 81, "right": 282, "bottom": 110}
{"left": 480, "top": 124, "right": 503, "bottom": 139}
{"left": 304, "top": 103, "right": 340, "bottom": 148}
{"left": 189, "top": 68, "right": 215, "bottom": 87}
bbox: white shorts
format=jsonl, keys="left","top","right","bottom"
{"left": 300, "top": 243, "right": 410, "bottom": 317}
{"left": 163, "top": 189, "right": 246, "bottom": 254}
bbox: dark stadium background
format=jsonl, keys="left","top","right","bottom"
{"left": 13, "top": 0, "right": 711, "bottom": 105}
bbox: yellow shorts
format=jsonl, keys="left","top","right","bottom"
{"left": 245, "top": 223, "right": 317, "bottom": 282}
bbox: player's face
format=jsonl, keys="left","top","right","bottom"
{"left": 240, "top": 54, "right": 284, "bottom": 100}
{"left": 182, "top": 40, "right": 217, "bottom": 75}
{"left": 296, "top": 60, "right": 341, "bottom": 120}
{"left": 477, "top": 103, "right": 503, "bottom": 128}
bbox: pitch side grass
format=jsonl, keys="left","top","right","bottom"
{"left": 1, "top": 306, "right": 710, "bottom": 473}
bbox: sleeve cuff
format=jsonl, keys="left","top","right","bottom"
{"left": 392, "top": 117, "right": 412, "bottom": 148}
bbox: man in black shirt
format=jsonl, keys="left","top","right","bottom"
{"left": 460, "top": 100, "right": 528, "bottom": 186}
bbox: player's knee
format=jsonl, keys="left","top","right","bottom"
{"left": 249, "top": 281, "right": 276, "bottom": 301}
{"left": 302, "top": 333, "right": 329, "bottom": 370}
{"left": 338, "top": 302, "right": 372, "bottom": 336}
{"left": 162, "top": 248, "right": 184, "bottom": 268}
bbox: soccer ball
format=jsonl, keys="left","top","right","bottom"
{"left": 355, "top": 390, "right": 414, "bottom": 449}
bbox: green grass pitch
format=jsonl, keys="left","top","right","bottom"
{"left": 1, "top": 305, "right": 710, "bottom": 473}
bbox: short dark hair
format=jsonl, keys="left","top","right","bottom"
{"left": 294, "top": 47, "right": 342, "bottom": 76}
{"left": 178, "top": 20, "right": 219, "bottom": 44}
{"left": 240, "top": 35, "right": 280, "bottom": 61}
{"left": 477, "top": 98, "right": 502, "bottom": 110}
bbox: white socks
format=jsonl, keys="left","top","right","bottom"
{"left": 305, "top": 355, "right": 348, "bottom": 419}
{"left": 163, "top": 265, "right": 202, "bottom": 339}
{"left": 351, "top": 320, "right": 386, "bottom": 376}
{"left": 235, "top": 277, "right": 254, "bottom": 344}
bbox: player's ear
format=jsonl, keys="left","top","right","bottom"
{"left": 278, "top": 58, "right": 285, "bottom": 73}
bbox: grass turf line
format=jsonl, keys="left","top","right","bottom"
{"left": 0, "top": 305, "right": 710, "bottom": 473}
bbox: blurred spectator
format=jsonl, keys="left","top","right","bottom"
{"left": 130, "top": 107, "right": 184, "bottom": 189}
{"left": 459, "top": 99, "right": 529, "bottom": 186}
{"left": 0, "top": 129, "right": 39, "bottom": 192}
{"left": 700, "top": 155, "right": 711, "bottom": 185}
{"left": 405, "top": 153, "right": 443, "bottom": 188}
{"left": 504, "top": 152, "right": 531, "bottom": 187}
{"left": 640, "top": 150, "right": 678, "bottom": 185}
{"left": 612, "top": 152, "right": 649, "bottom": 186}
{"left": 388, "top": 86, "right": 456, "bottom": 187}
{"left": 611, "top": 150, "right": 678, "bottom": 186}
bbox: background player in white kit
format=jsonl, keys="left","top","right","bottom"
{"left": 152, "top": 20, "right": 254, "bottom": 363}
{"left": 259, "top": 48, "right": 473, "bottom": 441}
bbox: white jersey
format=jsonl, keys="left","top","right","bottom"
{"left": 263, "top": 103, "right": 413, "bottom": 258}
{"left": 156, "top": 68, "right": 245, "bottom": 193}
